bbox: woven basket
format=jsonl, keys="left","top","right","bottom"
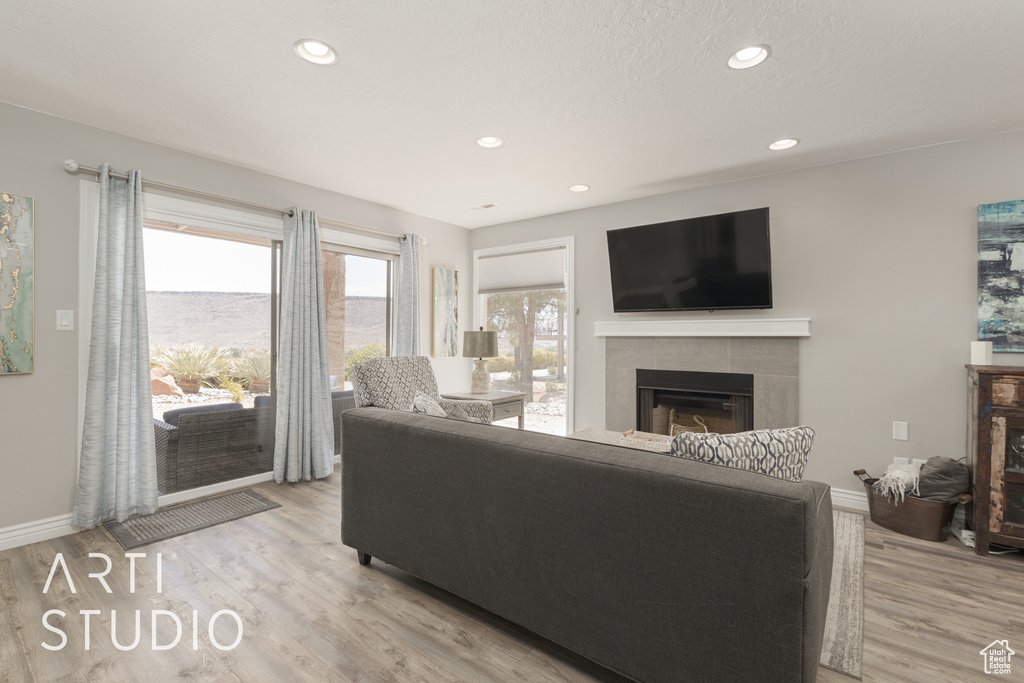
{"left": 854, "top": 469, "right": 970, "bottom": 542}
{"left": 620, "top": 429, "right": 673, "bottom": 453}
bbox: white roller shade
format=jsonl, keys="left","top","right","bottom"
{"left": 477, "top": 247, "right": 566, "bottom": 294}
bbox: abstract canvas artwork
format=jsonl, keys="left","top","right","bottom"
{"left": 0, "top": 192, "right": 33, "bottom": 374}
{"left": 979, "top": 199, "right": 1024, "bottom": 351}
{"left": 433, "top": 267, "right": 458, "bottom": 357}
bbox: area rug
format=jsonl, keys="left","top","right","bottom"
{"left": 819, "top": 510, "right": 865, "bottom": 679}
{"left": 103, "top": 488, "right": 281, "bottom": 550}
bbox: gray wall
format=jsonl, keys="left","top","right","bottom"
{"left": 0, "top": 101, "right": 471, "bottom": 529}
{"left": 471, "top": 130, "right": 1024, "bottom": 493}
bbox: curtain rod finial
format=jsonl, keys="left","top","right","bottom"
{"left": 63, "top": 159, "right": 80, "bottom": 173}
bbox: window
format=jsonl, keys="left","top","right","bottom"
{"left": 79, "top": 185, "right": 400, "bottom": 500}
{"left": 476, "top": 239, "right": 574, "bottom": 435}
{"left": 321, "top": 247, "right": 394, "bottom": 390}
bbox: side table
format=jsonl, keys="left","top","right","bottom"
{"left": 442, "top": 390, "right": 526, "bottom": 429}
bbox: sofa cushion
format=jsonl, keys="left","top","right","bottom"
{"left": 410, "top": 391, "right": 447, "bottom": 417}
{"left": 669, "top": 426, "right": 814, "bottom": 481}
{"left": 161, "top": 402, "right": 244, "bottom": 427}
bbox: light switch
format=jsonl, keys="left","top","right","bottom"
{"left": 56, "top": 310, "right": 74, "bottom": 331}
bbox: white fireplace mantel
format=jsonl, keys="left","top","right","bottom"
{"left": 593, "top": 318, "right": 811, "bottom": 338}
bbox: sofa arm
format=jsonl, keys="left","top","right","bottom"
{"left": 153, "top": 419, "right": 178, "bottom": 494}
{"left": 332, "top": 391, "right": 357, "bottom": 455}
{"left": 438, "top": 398, "right": 493, "bottom": 424}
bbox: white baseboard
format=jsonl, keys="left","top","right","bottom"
{"left": 0, "top": 513, "right": 76, "bottom": 552}
{"left": 830, "top": 486, "right": 869, "bottom": 512}
{"left": 1, "top": 458, "right": 343, "bottom": 553}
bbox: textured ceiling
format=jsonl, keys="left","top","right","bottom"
{"left": 1, "top": 0, "right": 1022, "bottom": 228}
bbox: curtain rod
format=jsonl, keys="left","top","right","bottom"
{"left": 62, "top": 159, "right": 416, "bottom": 243}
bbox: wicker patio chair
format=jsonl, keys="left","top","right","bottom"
{"left": 154, "top": 403, "right": 271, "bottom": 494}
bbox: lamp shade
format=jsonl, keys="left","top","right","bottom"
{"left": 463, "top": 328, "right": 498, "bottom": 358}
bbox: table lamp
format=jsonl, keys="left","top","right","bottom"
{"left": 463, "top": 326, "right": 498, "bottom": 394}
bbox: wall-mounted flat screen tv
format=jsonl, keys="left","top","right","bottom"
{"left": 607, "top": 207, "right": 772, "bottom": 312}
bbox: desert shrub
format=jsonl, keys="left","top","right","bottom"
{"left": 153, "top": 343, "right": 229, "bottom": 388}
{"left": 217, "top": 374, "right": 246, "bottom": 403}
{"left": 533, "top": 349, "right": 558, "bottom": 369}
{"left": 233, "top": 349, "right": 272, "bottom": 391}
{"left": 544, "top": 380, "right": 565, "bottom": 393}
{"left": 345, "top": 341, "right": 387, "bottom": 381}
{"left": 488, "top": 355, "right": 515, "bottom": 373}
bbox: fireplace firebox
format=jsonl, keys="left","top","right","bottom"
{"left": 636, "top": 369, "right": 753, "bottom": 435}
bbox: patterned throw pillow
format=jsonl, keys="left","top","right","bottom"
{"left": 445, "top": 405, "right": 472, "bottom": 421}
{"left": 668, "top": 426, "right": 814, "bottom": 482}
{"left": 410, "top": 391, "right": 447, "bottom": 417}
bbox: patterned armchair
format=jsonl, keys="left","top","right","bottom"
{"left": 351, "top": 356, "right": 493, "bottom": 423}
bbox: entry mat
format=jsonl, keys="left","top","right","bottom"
{"left": 103, "top": 488, "right": 281, "bottom": 550}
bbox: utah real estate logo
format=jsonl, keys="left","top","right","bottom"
{"left": 980, "top": 640, "right": 1015, "bottom": 675}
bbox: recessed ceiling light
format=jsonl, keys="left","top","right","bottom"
{"left": 768, "top": 138, "right": 799, "bottom": 151}
{"left": 293, "top": 39, "right": 338, "bottom": 65}
{"left": 728, "top": 45, "right": 770, "bottom": 70}
{"left": 476, "top": 136, "right": 503, "bottom": 148}
{"left": 569, "top": 185, "right": 590, "bottom": 192}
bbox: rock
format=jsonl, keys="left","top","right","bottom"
{"left": 151, "top": 368, "right": 184, "bottom": 397}
{"left": 526, "top": 401, "right": 566, "bottom": 417}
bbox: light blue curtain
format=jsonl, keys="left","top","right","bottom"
{"left": 394, "top": 233, "right": 421, "bottom": 356}
{"left": 72, "top": 164, "right": 157, "bottom": 528}
{"left": 274, "top": 207, "right": 335, "bottom": 482}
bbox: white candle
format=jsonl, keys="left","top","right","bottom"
{"left": 971, "top": 341, "right": 993, "bottom": 365}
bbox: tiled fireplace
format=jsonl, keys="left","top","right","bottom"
{"left": 604, "top": 335, "right": 800, "bottom": 432}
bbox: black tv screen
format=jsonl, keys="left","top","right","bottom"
{"left": 607, "top": 208, "right": 772, "bottom": 312}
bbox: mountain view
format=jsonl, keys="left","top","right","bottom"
{"left": 147, "top": 292, "right": 387, "bottom": 351}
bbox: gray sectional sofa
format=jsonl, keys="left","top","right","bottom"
{"left": 341, "top": 407, "right": 833, "bottom": 683}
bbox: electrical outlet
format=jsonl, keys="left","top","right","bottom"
{"left": 951, "top": 519, "right": 975, "bottom": 548}
{"left": 892, "top": 421, "right": 909, "bottom": 441}
{"left": 894, "top": 457, "right": 910, "bottom": 466}
{"left": 912, "top": 459, "right": 927, "bottom": 469}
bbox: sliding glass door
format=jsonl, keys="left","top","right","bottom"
{"left": 142, "top": 218, "right": 397, "bottom": 495}
{"left": 144, "top": 220, "right": 276, "bottom": 493}
{"left": 482, "top": 289, "right": 568, "bottom": 434}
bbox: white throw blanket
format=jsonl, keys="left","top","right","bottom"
{"left": 872, "top": 463, "right": 920, "bottom": 503}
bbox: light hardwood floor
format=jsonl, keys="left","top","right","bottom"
{"left": 1, "top": 475, "right": 1022, "bottom": 682}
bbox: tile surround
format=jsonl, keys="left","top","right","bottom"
{"left": 605, "top": 336, "right": 799, "bottom": 431}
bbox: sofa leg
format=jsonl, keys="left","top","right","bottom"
{"left": 357, "top": 551, "right": 372, "bottom": 566}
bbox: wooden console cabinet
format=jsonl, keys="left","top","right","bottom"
{"left": 967, "top": 365, "right": 1024, "bottom": 555}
